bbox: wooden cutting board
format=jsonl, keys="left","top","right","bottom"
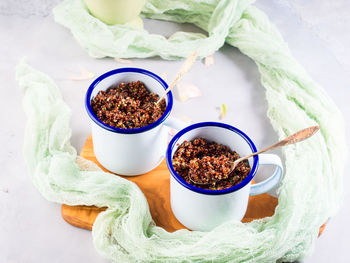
{"left": 61, "top": 134, "right": 326, "bottom": 235}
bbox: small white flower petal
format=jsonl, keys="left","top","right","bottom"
{"left": 204, "top": 54, "right": 214, "bottom": 67}
{"left": 179, "top": 95, "right": 187, "bottom": 102}
{"left": 114, "top": 58, "right": 133, "bottom": 64}
{"left": 176, "top": 82, "right": 202, "bottom": 102}
{"left": 69, "top": 68, "right": 95, "bottom": 81}
{"left": 168, "top": 127, "right": 177, "bottom": 136}
{"left": 180, "top": 116, "right": 192, "bottom": 124}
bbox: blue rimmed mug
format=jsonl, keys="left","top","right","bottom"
{"left": 166, "top": 122, "right": 283, "bottom": 231}
{"left": 86, "top": 68, "right": 185, "bottom": 176}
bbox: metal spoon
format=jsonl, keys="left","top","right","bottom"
{"left": 155, "top": 50, "right": 198, "bottom": 105}
{"left": 188, "top": 125, "right": 320, "bottom": 185}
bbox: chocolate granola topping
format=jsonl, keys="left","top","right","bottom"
{"left": 91, "top": 81, "right": 166, "bottom": 129}
{"left": 172, "top": 138, "right": 251, "bottom": 190}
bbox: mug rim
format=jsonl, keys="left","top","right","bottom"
{"left": 85, "top": 67, "right": 173, "bottom": 134}
{"left": 166, "top": 122, "right": 259, "bottom": 195}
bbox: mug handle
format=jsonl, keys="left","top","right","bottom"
{"left": 249, "top": 153, "right": 283, "bottom": 196}
{"left": 164, "top": 116, "right": 188, "bottom": 131}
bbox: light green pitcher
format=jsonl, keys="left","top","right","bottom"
{"left": 83, "top": 0, "right": 146, "bottom": 28}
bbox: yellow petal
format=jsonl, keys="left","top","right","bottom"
{"left": 219, "top": 104, "right": 227, "bottom": 119}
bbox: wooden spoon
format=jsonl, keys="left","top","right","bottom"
{"left": 156, "top": 50, "right": 198, "bottom": 105}
{"left": 189, "top": 125, "right": 320, "bottom": 185}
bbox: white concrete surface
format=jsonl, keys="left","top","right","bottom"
{"left": 0, "top": 0, "right": 349, "bottom": 262}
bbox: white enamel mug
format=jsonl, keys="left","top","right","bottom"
{"left": 166, "top": 122, "right": 283, "bottom": 231}
{"left": 85, "top": 68, "right": 185, "bottom": 176}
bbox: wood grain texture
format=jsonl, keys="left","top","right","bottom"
{"left": 61, "top": 134, "right": 325, "bottom": 236}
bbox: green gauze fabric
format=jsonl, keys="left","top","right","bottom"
{"left": 53, "top": 0, "right": 255, "bottom": 60}
{"left": 17, "top": 0, "right": 347, "bottom": 262}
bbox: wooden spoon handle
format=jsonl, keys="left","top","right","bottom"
{"left": 234, "top": 125, "right": 320, "bottom": 165}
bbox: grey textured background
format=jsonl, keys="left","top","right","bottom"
{"left": 0, "top": 0, "right": 349, "bottom": 262}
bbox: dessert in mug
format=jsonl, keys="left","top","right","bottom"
{"left": 172, "top": 138, "right": 251, "bottom": 190}
{"left": 91, "top": 81, "right": 166, "bottom": 129}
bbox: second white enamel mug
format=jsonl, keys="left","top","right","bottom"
{"left": 85, "top": 68, "right": 185, "bottom": 176}
{"left": 166, "top": 122, "right": 283, "bottom": 231}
